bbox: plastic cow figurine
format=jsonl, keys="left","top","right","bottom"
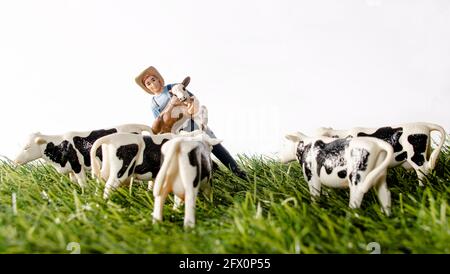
{"left": 152, "top": 132, "right": 222, "bottom": 228}
{"left": 90, "top": 130, "right": 205, "bottom": 199}
{"left": 14, "top": 124, "right": 152, "bottom": 190}
{"left": 315, "top": 122, "right": 446, "bottom": 183}
{"left": 279, "top": 132, "right": 394, "bottom": 215}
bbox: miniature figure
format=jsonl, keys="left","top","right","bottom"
{"left": 152, "top": 132, "right": 221, "bottom": 228}
{"left": 315, "top": 122, "right": 446, "bottom": 183}
{"left": 279, "top": 132, "right": 394, "bottom": 215}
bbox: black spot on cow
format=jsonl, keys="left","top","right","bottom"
{"left": 395, "top": 151, "right": 408, "bottom": 162}
{"left": 337, "top": 170, "right": 347, "bottom": 179}
{"left": 44, "top": 141, "right": 82, "bottom": 173}
{"left": 357, "top": 127, "right": 403, "bottom": 153}
{"left": 349, "top": 173, "right": 361, "bottom": 185}
{"left": 348, "top": 148, "right": 370, "bottom": 186}
{"left": 188, "top": 143, "right": 212, "bottom": 188}
{"left": 296, "top": 142, "right": 312, "bottom": 181}
{"left": 73, "top": 128, "right": 118, "bottom": 167}
{"left": 351, "top": 148, "right": 370, "bottom": 171}
{"left": 134, "top": 136, "right": 170, "bottom": 177}
{"left": 314, "top": 138, "right": 350, "bottom": 176}
{"left": 116, "top": 144, "right": 139, "bottom": 178}
{"left": 408, "top": 134, "right": 428, "bottom": 167}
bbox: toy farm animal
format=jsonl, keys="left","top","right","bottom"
{"left": 279, "top": 132, "right": 394, "bottom": 215}
{"left": 14, "top": 124, "right": 152, "bottom": 190}
{"left": 315, "top": 122, "right": 446, "bottom": 183}
{"left": 90, "top": 130, "right": 205, "bottom": 199}
{"left": 152, "top": 132, "right": 222, "bottom": 228}
{"left": 151, "top": 77, "right": 208, "bottom": 134}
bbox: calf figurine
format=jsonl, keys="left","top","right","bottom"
{"left": 315, "top": 122, "right": 446, "bottom": 183}
{"left": 152, "top": 133, "right": 222, "bottom": 228}
{"left": 279, "top": 132, "right": 394, "bottom": 215}
{"left": 151, "top": 76, "right": 208, "bottom": 134}
{"left": 13, "top": 124, "right": 152, "bottom": 190}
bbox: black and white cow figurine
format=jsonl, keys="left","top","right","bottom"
{"left": 315, "top": 122, "right": 446, "bottom": 183}
{"left": 152, "top": 133, "right": 222, "bottom": 228}
{"left": 279, "top": 132, "right": 394, "bottom": 215}
{"left": 90, "top": 132, "right": 172, "bottom": 199}
{"left": 14, "top": 124, "right": 152, "bottom": 190}
{"left": 90, "top": 130, "right": 205, "bottom": 199}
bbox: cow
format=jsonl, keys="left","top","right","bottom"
{"left": 315, "top": 122, "right": 446, "bottom": 183}
{"left": 152, "top": 133, "right": 222, "bottom": 228}
{"left": 90, "top": 130, "right": 205, "bottom": 199}
{"left": 278, "top": 132, "right": 394, "bottom": 215}
{"left": 13, "top": 124, "right": 152, "bottom": 190}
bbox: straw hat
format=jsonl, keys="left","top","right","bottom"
{"left": 135, "top": 66, "right": 165, "bottom": 94}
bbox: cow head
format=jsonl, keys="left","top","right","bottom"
{"left": 278, "top": 131, "right": 307, "bottom": 163}
{"left": 14, "top": 133, "right": 47, "bottom": 165}
{"left": 170, "top": 76, "right": 191, "bottom": 102}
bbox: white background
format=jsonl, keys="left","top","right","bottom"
{"left": 1, "top": 0, "right": 449, "bottom": 160}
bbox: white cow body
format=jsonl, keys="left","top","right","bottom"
{"left": 152, "top": 133, "right": 222, "bottom": 228}
{"left": 14, "top": 123, "right": 152, "bottom": 189}
{"left": 315, "top": 122, "right": 446, "bottom": 182}
{"left": 280, "top": 132, "right": 394, "bottom": 215}
{"left": 90, "top": 130, "right": 206, "bottom": 199}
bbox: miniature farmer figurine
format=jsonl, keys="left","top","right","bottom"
{"left": 135, "top": 66, "right": 247, "bottom": 179}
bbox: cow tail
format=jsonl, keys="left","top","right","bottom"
{"left": 90, "top": 135, "right": 110, "bottom": 179}
{"left": 153, "top": 139, "right": 180, "bottom": 197}
{"left": 426, "top": 123, "right": 446, "bottom": 170}
{"left": 362, "top": 139, "right": 394, "bottom": 193}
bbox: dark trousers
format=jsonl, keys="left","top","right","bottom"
{"left": 182, "top": 120, "right": 241, "bottom": 173}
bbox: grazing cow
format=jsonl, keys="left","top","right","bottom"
{"left": 151, "top": 77, "right": 208, "bottom": 134}
{"left": 315, "top": 122, "right": 446, "bottom": 183}
{"left": 14, "top": 124, "right": 152, "bottom": 189}
{"left": 279, "top": 132, "right": 394, "bottom": 215}
{"left": 90, "top": 130, "right": 205, "bottom": 199}
{"left": 152, "top": 133, "right": 222, "bottom": 228}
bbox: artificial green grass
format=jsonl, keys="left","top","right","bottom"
{"left": 0, "top": 146, "right": 449, "bottom": 254}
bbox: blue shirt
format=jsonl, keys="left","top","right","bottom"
{"left": 151, "top": 84, "right": 194, "bottom": 118}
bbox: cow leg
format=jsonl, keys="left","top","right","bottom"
{"left": 147, "top": 180, "right": 154, "bottom": 191}
{"left": 375, "top": 175, "right": 391, "bottom": 216}
{"left": 184, "top": 189, "right": 197, "bottom": 228}
{"left": 100, "top": 148, "right": 110, "bottom": 181}
{"left": 349, "top": 184, "right": 364, "bottom": 209}
{"left": 103, "top": 177, "right": 121, "bottom": 199}
{"left": 153, "top": 188, "right": 170, "bottom": 223}
{"left": 308, "top": 176, "right": 321, "bottom": 201}
{"left": 74, "top": 169, "right": 87, "bottom": 193}
{"left": 349, "top": 171, "right": 366, "bottom": 210}
{"left": 69, "top": 172, "right": 77, "bottom": 183}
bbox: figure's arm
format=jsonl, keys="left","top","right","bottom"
{"left": 151, "top": 99, "right": 160, "bottom": 119}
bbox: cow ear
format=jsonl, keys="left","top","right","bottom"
{"left": 285, "top": 133, "right": 301, "bottom": 142}
{"left": 34, "top": 137, "right": 47, "bottom": 145}
{"left": 181, "top": 76, "right": 190, "bottom": 87}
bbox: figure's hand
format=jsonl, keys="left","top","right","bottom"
{"left": 187, "top": 97, "right": 200, "bottom": 115}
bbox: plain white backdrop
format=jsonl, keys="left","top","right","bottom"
{"left": 0, "top": 0, "right": 449, "bottom": 160}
